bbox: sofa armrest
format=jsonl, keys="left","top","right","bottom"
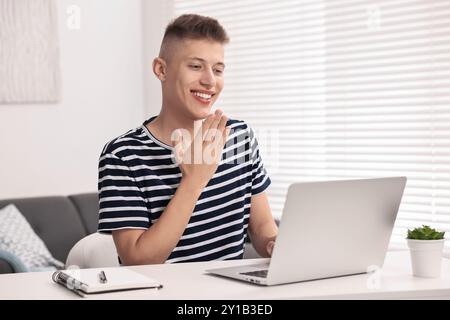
{"left": 0, "top": 258, "right": 14, "bottom": 274}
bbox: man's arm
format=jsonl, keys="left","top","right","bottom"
{"left": 112, "top": 110, "right": 229, "bottom": 265}
{"left": 248, "top": 191, "right": 278, "bottom": 258}
{"left": 112, "top": 178, "right": 203, "bottom": 265}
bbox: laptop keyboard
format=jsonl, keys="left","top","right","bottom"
{"left": 239, "top": 269, "right": 268, "bottom": 278}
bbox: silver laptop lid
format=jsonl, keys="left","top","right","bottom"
{"left": 267, "top": 176, "right": 406, "bottom": 285}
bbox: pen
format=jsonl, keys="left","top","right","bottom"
{"left": 98, "top": 270, "right": 107, "bottom": 284}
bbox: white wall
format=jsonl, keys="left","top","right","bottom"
{"left": 0, "top": 0, "right": 145, "bottom": 198}
{"left": 142, "top": 0, "right": 171, "bottom": 116}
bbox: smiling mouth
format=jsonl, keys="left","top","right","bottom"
{"left": 190, "top": 90, "right": 215, "bottom": 104}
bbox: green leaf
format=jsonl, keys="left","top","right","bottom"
{"left": 406, "top": 225, "right": 446, "bottom": 240}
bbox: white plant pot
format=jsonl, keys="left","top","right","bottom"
{"left": 407, "top": 239, "right": 445, "bottom": 278}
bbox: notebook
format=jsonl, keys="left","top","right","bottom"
{"left": 52, "top": 267, "right": 163, "bottom": 297}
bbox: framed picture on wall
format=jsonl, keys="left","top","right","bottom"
{"left": 0, "top": 0, "right": 60, "bottom": 103}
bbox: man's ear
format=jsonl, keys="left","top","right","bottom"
{"left": 152, "top": 57, "right": 167, "bottom": 81}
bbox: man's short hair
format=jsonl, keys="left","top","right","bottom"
{"left": 159, "top": 14, "right": 229, "bottom": 60}
{"left": 163, "top": 14, "right": 229, "bottom": 44}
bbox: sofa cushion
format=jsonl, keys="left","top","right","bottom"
{"left": 0, "top": 204, "right": 64, "bottom": 270}
{"left": 0, "top": 196, "right": 87, "bottom": 262}
{"left": 68, "top": 193, "right": 99, "bottom": 234}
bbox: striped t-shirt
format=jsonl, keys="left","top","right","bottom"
{"left": 97, "top": 116, "right": 271, "bottom": 263}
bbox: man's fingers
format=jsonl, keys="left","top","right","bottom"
{"left": 204, "top": 111, "right": 223, "bottom": 141}
{"left": 202, "top": 110, "right": 220, "bottom": 137}
{"left": 217, "top": 114, "right": 228, "bottom": 133}
{"left": 211, "top": 126, "right": 230, "bottom": 163}
{"left": 267, "top": 240, "right": 275, "bottom": 257}
{"left": 222, "top": 127, "right": 231, "bottom": 147}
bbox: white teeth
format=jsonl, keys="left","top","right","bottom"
{"left": 192, "top": 91, "right": 212, "bottom": 99}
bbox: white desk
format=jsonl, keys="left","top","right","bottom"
{"left": 1, "top": 251, "right": 450, "bottom": 300}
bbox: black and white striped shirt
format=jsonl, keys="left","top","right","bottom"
{"left": 97, "top": 116, "right": 270, "bottom": 263}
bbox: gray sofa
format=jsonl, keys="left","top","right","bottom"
{"left": 0, "top": 193, "right": 99, "bottom": 274}
{"left": 0, "top": 193, "right": 262, "bottom": 274}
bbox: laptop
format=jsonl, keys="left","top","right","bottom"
{"left": 206, "top": 176, "right": 407, "bottom": 286}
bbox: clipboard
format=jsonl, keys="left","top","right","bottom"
{"left": 52, "top": 267, "right": 163, "bottom": 297}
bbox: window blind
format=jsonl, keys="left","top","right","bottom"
{"left": 172, "top": 0, "right": 450, "bottom": 248}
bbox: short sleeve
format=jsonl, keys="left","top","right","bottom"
{"left": 249, "top": 126, "right": 271, "bottom": 195}
{"left": 97, "top": 153, "right": 150, "bottom": 233}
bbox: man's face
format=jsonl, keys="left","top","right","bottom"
{"left": 162, "top": 39, "right": 225, "bottom": 120}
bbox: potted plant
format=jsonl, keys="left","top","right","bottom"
{"left": 407, "top": 225, "right": 446, "bottom": 278}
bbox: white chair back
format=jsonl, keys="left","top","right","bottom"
{"left": 66, "top": 233, "right": 120, "bottom": 268}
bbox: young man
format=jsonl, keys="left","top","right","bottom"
{"left": 97, "top": 14, "right": 277, "bottom": 265}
